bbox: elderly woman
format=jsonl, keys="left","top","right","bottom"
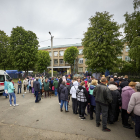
{"left": 127, "top": 83, "right": 140, "bottom": 138}
{"left": 121, "top": 82, "right": 136, "bottom": 129}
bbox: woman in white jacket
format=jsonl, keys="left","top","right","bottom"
{"left": 70, "top": 81, "right": 78, "bottom": 114}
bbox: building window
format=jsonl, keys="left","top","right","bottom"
{"left": 59, "top": 59, "right": 63, "bottom": 64}
{"left": 49, "top": 52, "right": 51, "bottom": 56}
{"left": 54, "top": 59, "right": 58, "bottom": 64}
{"left": 79, "top": 58, "right": 83, "bottom": 64}
{"left": 126, "top": 46, "right": 130, "bottom": 52}
{"left": 78, "top": 67, "right": 83, "bottom": 72}
{"left": 79, "top": 49, "right": 83, "bottom": 55}
{"left": 59, "top": 51, "right": 64, "bottom": 56}
{"left": 117, "top": 56, "right": 122, "bottom": 59}
{"left": 65, "top": 61, "right": 68, "bottom": 64}
{"left": 54, "top": 51, "right": 58, "bottom": 56}
{"left": 125, "top": 56, "right": 131, "bottom": 62}
{"left": 85, "top": 67, "right": 88, "bottom": 72}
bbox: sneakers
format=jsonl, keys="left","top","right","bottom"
{"left": 65, "top": 110, "right": 69, "bottom": 112}
{"left": 13, "top": 104, "right": 19, "bottom": 106}
{"left": 10, "top": 104, "right": 13, "bottom": 107}
{"left": 81, "top": 117, "right": 86, "bottom": 120}
{"left": 96, "top": 123, "right": 101, "bottom": 127}
{"left": 79, "top": 115, "right": 82, "bottom": 118}
{"left": 123, "top": 125, "right": 133, "bottom": 129}
{"left": 102, "top": 128, "right": 111, "bottom": 132}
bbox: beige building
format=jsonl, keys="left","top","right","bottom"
{"left": 39, "top": 43, "right": 129, "bottom": 74}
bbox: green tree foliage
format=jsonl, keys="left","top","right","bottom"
{"left": 129, "top": 36, "right": 140, "bottom": 71}
{"left": 82, "top": 11, "right": 123, "bottom": 73}
{"left": 64, "top": 46, "right": 79, "bottom": 72}
{"left": 37, "top": 50, "right": 51, "bottom": 73}
{"left": 10, "top": 26, "right": 39, "bottom": 74}
{"left": 0, "top": 30, "right": 11, "bottom": 70}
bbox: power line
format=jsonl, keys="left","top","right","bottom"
{"left": 39, "top": 39, "right": 50, "bottom": 42}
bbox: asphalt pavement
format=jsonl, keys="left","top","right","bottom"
{"left": 0, "top": 84, "right": 138, "bottom": 140}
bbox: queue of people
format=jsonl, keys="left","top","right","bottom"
{"left": 3, "top": 74, "right": 140, "bottom": 138}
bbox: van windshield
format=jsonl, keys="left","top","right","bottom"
{"left": 0, "top": 75, "right": 5, "bottom": 82}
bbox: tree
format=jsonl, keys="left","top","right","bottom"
{"left": 64, "top": 46, "right": 79, "bottom": 73}
{"left": 82, "top": 11, "right": 123, "bottom": 73}
{"left": 37, "top": 50, "right": 51, "bottom": 73}
{"left": 10, "top": 26, "right": 39, "bottom": 75}
{"left": 123, "top": 0, "right": 140, "bottom": 73}
{"left": 0, "top": 30, "right": 12, "bottom": 70}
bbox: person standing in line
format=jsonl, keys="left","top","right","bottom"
{"left": 76, "top": 81, "right": 89, "bottom": 120}
{"left": 33, "top": 77, "right": 40, "bottom": 103}
{"left": 89, "top": 80, "right": 97, "bottom": 120}
{"left": 28, "top": 78, "right": 32, "bottom": 93}
{"left": 38, "top": 78, "right": 42, "bottom": 95}
{"left": 17, "top": 79, "right": 22, "bottom": 94}
{"left": 127, "top": 83, "right": 140, "bottom": 138}
{"left": 59, "top": 81, "right": 69, "bottom": 112}
{"left": 70, "top": 79, "right": 78, "bottom": 114}
{"left": 93, "top": 77, "right": 112, "bottom": 132}
{"left": 23, "top": 78, "right": 28, "bottom": 93}
{"left": 31, "top": 78, "right": 34, "bottom": 94}
{"left": 121, "top": 82, "right": 136, "bottom": 129}
{"left": 8, "top": 79, "right": 19, "bottom": 107}
{"left": 44, "top": 78, "right": 50, "bottom": 98}
{"left": 57, "top": 78, "right": 63, "bottom": 104}
{"left": 53, "top": 78, "right": 58, "bottom": 96}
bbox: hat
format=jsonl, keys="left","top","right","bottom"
{"left": 136, "top": 83, "right": 140, "bottom": 90}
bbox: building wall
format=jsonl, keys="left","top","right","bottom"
{"left": 42, "top": 44, "right": 129, "bottom": 73}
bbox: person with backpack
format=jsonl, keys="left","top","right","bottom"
{"left": 70, "top": 80, "right": 78, "bottom": 114}
{"left": 59, "top": 81, "right": 69, "bottom": 112}
{"left": 44, "top": 78, "right": 50, "bottom": 98}
{"left": 76, "top": 81, "right": 89, "bottom": 120}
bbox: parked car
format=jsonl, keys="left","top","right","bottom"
{"left": 0, "top": 70, "right": 11, "bottom": 94}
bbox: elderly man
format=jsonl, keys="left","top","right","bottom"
{"left": 93, "top": 77, "right": 112, "bottom": 132}
{"left": 33, "top": 77, "right": 40, "bottom": 103}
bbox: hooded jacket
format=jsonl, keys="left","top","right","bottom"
{"left": 76, "top": 85, "right": 89, "bottom": 102}
{"left": 43, "top": 81, "right": 50, "bottom": 91}
{"left": 121, "top": 86, "right": 135, "bottom": 110}
{"left": 108, "top": 84, "right": 122, "bottom": 122}
{"left": 89, "top": 85, "right": 96, "bottom": 106}
{"left": 53, "top": 79, "right": 58, "bottom": 88}
{"left": 33, "top": 80, "right": 40, "bottom": 92}
{"left": 59, "top": 84, "right": 68, "bottom": 100}
{"left": 93, "top": 83, "right": 112, "bottom": 105}
{"left": 70, "top": 81, "right": 78, "bottom": 99}
{"left": 8, "top": 82, "right": 15, "bottom": 93}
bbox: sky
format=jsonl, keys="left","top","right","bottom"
{"left": 0, "top": 0, "right": 134, "bottom": 48}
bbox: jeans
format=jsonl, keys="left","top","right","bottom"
{"left": 55, "top": 88, "right": 58, "bottom": 96}
{"left": 35, "top": 91, "right": 39, "bottom": 102}
{"left": 78, "top": 101, "right": 87, "bottom": 117}
{"left": 29, "top": 86, "right": 32, "bottom": 92}
{"left": 135, "top": 115, "right": 140, "bottom": 137}
{"left": 9, "top": 92, "right": 16, "bottom": 105}
{"left": 72, "top": 98, "right": 78, "bottom": 114}
{"left": 18, "top": 86, "right": 21, "bottom": 94}
{"left": 60, "top": 100, "right": 68, "bottom": 111}
{"left": 96, "top": 102, "right": 108, "bottom": 129}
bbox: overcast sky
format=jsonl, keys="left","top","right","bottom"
{"left": 0, "top": 0, "right": 134, "bottom": 48}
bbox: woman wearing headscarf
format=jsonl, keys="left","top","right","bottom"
{"left": 62, "top": 76, "right": 67, "bottom": 83}
{"left": 57, "top": 78, "right": 63, "bottom": 104}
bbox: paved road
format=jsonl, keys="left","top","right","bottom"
{"left": 0, "top": 85, "right": 137, "bottom": 140}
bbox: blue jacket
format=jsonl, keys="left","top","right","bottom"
{"left": 8, "top": 82, "right": 15, "bottom": 93}
{"left": 38, "top": 78, "right": 42, "bottom": 89}
{"left": 4, "top": 81, "right": 9, "bottom": 90}
{"left": 89, "top": 85, "right": 96, "bottom": 106}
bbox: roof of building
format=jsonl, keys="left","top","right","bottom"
{"left": 38, "top": 43, "right": 82, "bottom": 50}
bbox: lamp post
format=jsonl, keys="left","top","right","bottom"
{"left": 49, "top": 32, "right": 54, "bottom": 77}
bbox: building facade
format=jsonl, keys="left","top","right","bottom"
{"left": 39, "top": 43, "right": 130, "bottom": 74}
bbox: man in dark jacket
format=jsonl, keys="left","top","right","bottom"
{"left": 33, "top": 77, "right": 40, "bottom": 103}
{"left": 93, "top": 77, "right": 112, "bottom": 132}
{"left": 59, "top": 81, "right": 69, "bottom": 112}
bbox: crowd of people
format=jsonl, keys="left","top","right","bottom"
{"left": 3, "top": 74, "right": 140, "bottom": 138}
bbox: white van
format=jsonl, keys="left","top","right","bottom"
{"left": 0, "top": 70, "right": 11, "bottom": 94}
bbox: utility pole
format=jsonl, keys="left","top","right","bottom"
{"left": 49, "top": 32, "right": 54, "bottom": 77}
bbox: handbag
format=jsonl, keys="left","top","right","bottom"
{"left": 52, "top": 86, "right": 55, "bottom": 91}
